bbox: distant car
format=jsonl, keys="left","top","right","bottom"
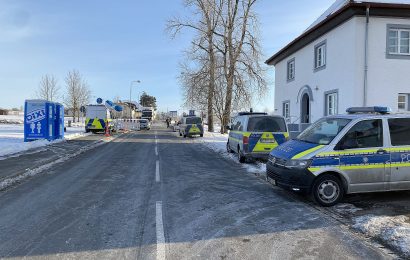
{"left": 172, "top": 122, "right": 180, "bottom": 132}
{"left": 138, "top": 119, "right": 151, "bottom": 130}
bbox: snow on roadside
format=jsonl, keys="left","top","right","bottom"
{"left": 197, "top": 126, "right": 266, "bottom": 176}
{"left": 0, "top": 124, "right": 89, "bottom": 158}
{"left": 353, "top": 214, "right": 410, "bottom": 257}
{"left": 0, "top": 136, "right": 115, "bottom": 191}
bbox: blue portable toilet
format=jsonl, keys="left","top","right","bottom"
{"left": 54, "top": 103, "right": 64, "bottom": 139}
{"left": 24, "top": 100, "right": 55, "bottom": 142}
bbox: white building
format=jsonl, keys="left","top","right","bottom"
{"left": 266, "top": 0, "right": 410, "bottom": 131}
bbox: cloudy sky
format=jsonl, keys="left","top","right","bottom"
{"left": 0, "top": 0, "right": 335, "bottom": 112}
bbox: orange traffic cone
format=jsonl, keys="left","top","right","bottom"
{"left": 105, "top": 123, "right": 110, "bottom": 137}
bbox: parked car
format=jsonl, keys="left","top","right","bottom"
{"left": 226, "top": 112, "right": 288, "bottom": 163}
{"left": 267, "top": 106, "right": 410, "bottom": 206}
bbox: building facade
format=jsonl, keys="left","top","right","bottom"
{"left": 267, "top": 0, "right": 410, "bottom": 130}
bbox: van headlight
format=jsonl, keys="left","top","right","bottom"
{"left": 285, "top": 159, "right": 312, "bottom": 169}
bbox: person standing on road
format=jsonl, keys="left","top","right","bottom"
{"left": 166, "top": 118, "right": 170, "bottom": 128}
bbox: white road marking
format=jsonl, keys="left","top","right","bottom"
{"left": 156, "top": 160, "right": 160, "bottom": 182}
{"left": 156, "top": 201, "right": 166, "bottom": 260}
{"left": 155, "top": 146, "right": 158, "bottom": 156}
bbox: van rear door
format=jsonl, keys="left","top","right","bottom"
{"left": 246, "top": 116, "right": 287, "bottom": 153}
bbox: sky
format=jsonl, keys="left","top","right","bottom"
{"left": 0, "top": 0, "right": 336, "bottom": 112}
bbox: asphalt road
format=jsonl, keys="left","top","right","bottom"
{"left": 0, "top": 125, "right": 391, "bottom": 259}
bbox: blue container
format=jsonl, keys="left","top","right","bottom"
{"left": 24, "top": 100, "right": 55, "bottom": 142}
{"left": 55, "top": 103, "right": 64, "bottom": 139}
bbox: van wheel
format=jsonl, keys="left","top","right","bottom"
{"left": 312, "top": 175, "right": 344, "bottom": 207}
{"left": 184, "top": 134, "right": 187, "bottom": 138}
{"left": 179, "top": 131, "right": 182, "bottom": 137}
{"left": 237, "top": 148, "right": 246, "bottom": 163}
{"left": 226, "top": 141, "right": 233, "bottom": 153}
{"left": 200, "top": 134, "right": 203, "bottom": 137}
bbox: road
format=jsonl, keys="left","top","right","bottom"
{"left": 0, "top": 125, "right": 391, "bottom": 259}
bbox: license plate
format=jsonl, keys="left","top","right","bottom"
{"left": 267, "top": 176, "right": 276, "bottom": 185}
{"left": 260, "top": 138, "right": 275, "bottom": 143}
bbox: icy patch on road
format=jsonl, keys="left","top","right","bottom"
{"left": 332, "top": 203, "right": 363, "bottom": 214}
{"left": 353, "top": 214, "right": 410, "bottom": 257}
{"left": 196, "top": 126, "right": 265, "bottom": 176}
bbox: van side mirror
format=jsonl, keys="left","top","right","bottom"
{"left": 225, "top": 125, "right": 231, "bottom": 131}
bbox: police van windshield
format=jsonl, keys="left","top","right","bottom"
{"left": 186, "top": 117, "right": 202, "bottom": 124}
{"left": 297, "top": 118, "right": 351, "bottom": 145}
{"left": 247, "top": 116, "right": 287, "bottom": 132}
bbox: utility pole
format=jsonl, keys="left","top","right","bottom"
{"left": 129, "top": 80, "right": 141, "bottom": 118}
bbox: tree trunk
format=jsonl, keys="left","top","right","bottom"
{"left": 207, "top": 33, "right": 215, "bottom": 133}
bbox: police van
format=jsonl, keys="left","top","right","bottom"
{"left": 267, "top": 107, "right": 410, "bottom": 206}
{"left": 85, "top": 105, "right": 113, "bottom": 133}
{"left": 179, "top": 116, "right": 204, "bottom": 138}
{"left": 227, "top": 112, "right": 288, "bottom": 163}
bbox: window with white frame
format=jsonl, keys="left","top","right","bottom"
{"left": 287, "top": 59, "right": 295, "bottom": 81}
{"left": 314, "top": 42, "right": 326, "bottom": 69}
{"left": 283, "top": 101, "right": 290, "bottom": 119}
{"left": 325, "top": 92, "right": 338, "bottom": 116}
{"left": 388, "top": 28, "right": 410, "bottom": 55}
{"left": 398, "top": 94, "right": 408, "bottom": 111}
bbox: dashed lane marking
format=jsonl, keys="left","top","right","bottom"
{"left": 156, "top": 160, "right": 160, "bottom": 182}
{"left": 156, "top": 201, "right": 166, "bottom": 260}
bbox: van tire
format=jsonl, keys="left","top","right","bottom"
{"left": 237, "top": 147, "right": 246, "bottom": 163}
{"left": 226, "top": 141, "right": 233, "bottom": 153}
{"left": 200, "top": 134, "right": 203, "bottom": 137}
{"left": 184, "top": 134, "right": 187, "bottom": 138}
{"left": 312, "top": 174, "right": 344, "bottom": 207}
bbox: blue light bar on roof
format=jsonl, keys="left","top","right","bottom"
{"left": 346, "top": 106, "right": 392, "bottom": 114}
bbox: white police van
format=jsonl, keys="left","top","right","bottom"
{"left": 267, "top": 107, "right": 410, "bottom": 206}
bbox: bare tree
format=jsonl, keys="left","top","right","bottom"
{"left": 216, "top": 0, "right": 267, "bottom": 133}
{"left": 171, "top": 0, "right": 267, "bottom": 133}
{"left": 167, "top": 0, "right": 224, "bottom": 132}
{"left": 63, "top": 70, "right": 91, "bottom": 122}
{"left": 36, "top": 74, "right": 60, "bottom": 101}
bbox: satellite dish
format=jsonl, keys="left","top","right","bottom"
{"left": 96, "top": 98, "right": 103, "bottom": 104}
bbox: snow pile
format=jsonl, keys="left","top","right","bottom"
{"left": 353, "top": 214, "right": 410, "bottom": 257}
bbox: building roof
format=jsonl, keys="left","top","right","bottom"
{"left": 266, "top": 0, "right": 410, "bottom": 66}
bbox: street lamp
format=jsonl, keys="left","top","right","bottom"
{"left": 129, "top": 80, "right": 141, "bottom": 118}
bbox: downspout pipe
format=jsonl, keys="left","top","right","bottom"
{"left": 363, "top": 5, "right": 370, "bottom": 107}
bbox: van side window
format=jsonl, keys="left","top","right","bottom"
{"left": 233, "top": 118, "right": 242, "bottom": 131}
{"left": 389, "top": 118, "right": 410, "bottom": 146}
{"left": 238, "top": 117, "right": 244, "bottom": 131}
{"left": 339, "top": 119, "right": 383, "bottom": 149}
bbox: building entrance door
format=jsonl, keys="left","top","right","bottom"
{"left": 301, "top": 93, "right": 310, "bottom": 123}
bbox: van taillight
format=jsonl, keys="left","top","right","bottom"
{"left": 243, "top": 136, "right": 249, "bottom": 145}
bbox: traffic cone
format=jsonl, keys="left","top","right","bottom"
{"left": 105, "top": 123, "right": 110, "bottom": 137}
